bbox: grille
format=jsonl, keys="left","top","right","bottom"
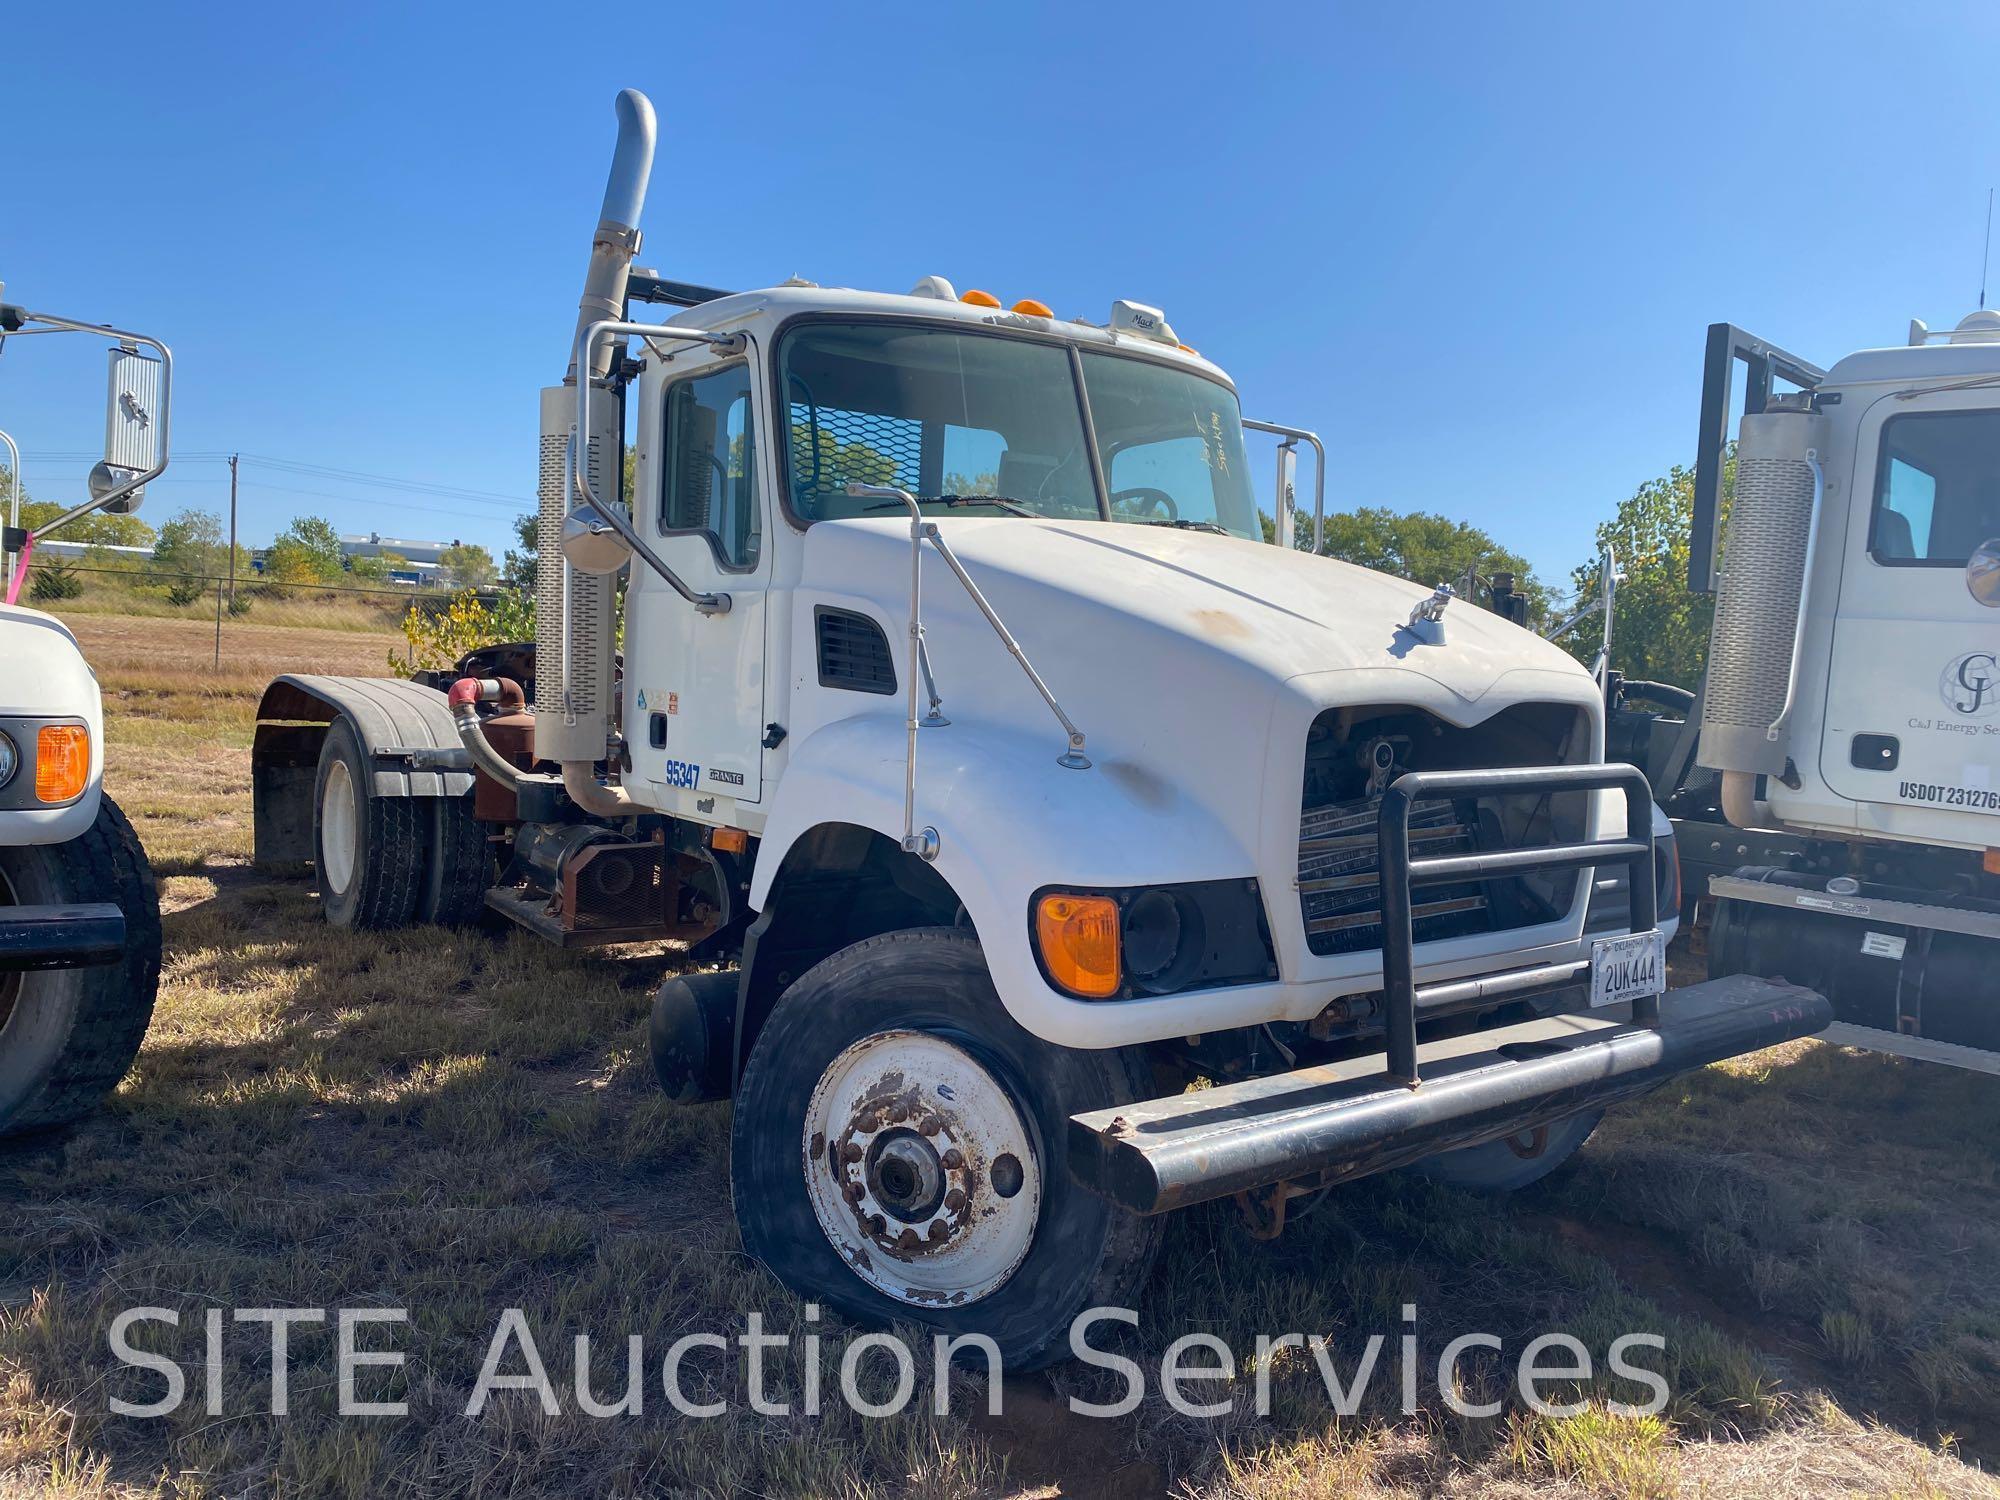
{"left": 1298, "top": 795, "right": 1493, "bottom": 957}
{"left": 816, "top": 607, "right": 896, "bottom": 694}
{"left": 789, "top": 402, "right": 924, "bottom": 512}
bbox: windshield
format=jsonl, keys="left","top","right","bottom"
{"left": 777, "top": 321, "right": 1260, "bottom": 539}
{"left": 1080, "top": 351, "right": 1258, "bottom": 538}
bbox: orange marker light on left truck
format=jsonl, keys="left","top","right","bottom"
{"left": 35, "top": 723, "right": 89, "bottom": 803}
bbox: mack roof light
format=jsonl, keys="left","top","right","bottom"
{"left": 1110, "top": 299, "right": 1178, "bottom": 346}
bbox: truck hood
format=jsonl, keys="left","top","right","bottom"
{"left": 804, "top": 517, "right": 1592, "bottom": 711}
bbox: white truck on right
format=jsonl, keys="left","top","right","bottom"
{"left": 1609, "top": 311, "right": 2000, "bottom": 1069}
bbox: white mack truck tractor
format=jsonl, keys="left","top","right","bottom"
{"left": 1599, "top": 315, "right": 2000, "bottom": 1074}
{"left": 0, "top": 299, "right": 166, "bottom": 1137}
{"left": 249, "top": 91, "right": 1831, "bottom": 1366}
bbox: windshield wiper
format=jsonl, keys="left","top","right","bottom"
{"left": 866, "top": 493, "right": 1039, "bottom": 518}
{"left": 1140, "top": 517, "right": 1230, "bottom": 535}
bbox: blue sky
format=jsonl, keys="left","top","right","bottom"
{"left": 4, "top": 2, "right": 1997, "bottom": 589}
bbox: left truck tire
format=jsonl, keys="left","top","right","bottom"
{"left": 0, "top": 795, "right": 162, "bottom": 1138}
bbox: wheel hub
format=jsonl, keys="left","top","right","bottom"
{"left": 320, "top": 758, "right": 358, "bottom": 895}
{"left": 803, "top": 1030, "right": 1041, "bottom": 1307}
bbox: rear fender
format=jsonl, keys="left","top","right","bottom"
{"left": 252, "top": 675, "right": 473, "bottom": 869}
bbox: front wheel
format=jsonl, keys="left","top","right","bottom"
{"left": 730, "top": 929, "right": 1161, "bottom": 1370}
{"left": 0, "top": 795, "right": 162, "bottom": 1138}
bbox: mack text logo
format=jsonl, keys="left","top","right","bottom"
{"left": 1940, "top": 651, "right": 2000, "bottom": 718}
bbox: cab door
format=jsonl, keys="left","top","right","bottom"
{"left": 623, "top": 351, "right": 768, "bottom": 817}
{"left": 1820, "top": 390, "right": 2000, "bottom": 820}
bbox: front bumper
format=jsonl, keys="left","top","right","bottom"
{"left": 1069, "top": 761, "right": 1831, "bottom": 1214}
{"left": 0, "top": 902, "right": 126, "bottom": 972}
{"left": 1069, "top": 973, "right": 1830, "bottom": 1213}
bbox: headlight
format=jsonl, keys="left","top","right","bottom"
{"left": 1033, "top": 881, "right": 1274, "bottom": 1000}
{"left": 0, "top": 730, "right": 15, "bottom": 790}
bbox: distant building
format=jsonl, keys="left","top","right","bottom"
{"left": 339, "top": 533, "right": 466, "bottom": 587}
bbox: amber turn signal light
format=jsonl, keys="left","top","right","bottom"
{"left": 36, "top": 723, "right": 90, "bottom": 803}
{"left": 1035, "top": 893, "right": 1121, "bottom": 998}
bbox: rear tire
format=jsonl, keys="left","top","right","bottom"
{"left": 1409, "top": 1108, "right": 1603, "bottom": 1192}
{"left": 313, "top": 717, "right": 422, "bottom": 930}
{"left": 417, "top": 793, "right": 491, "bottom": 927}
{"left": 730, "top": 929, "right": 1161, "bottom": 1371}
{"left": 0, "top": 795, "right": 162, "bottom": 1138}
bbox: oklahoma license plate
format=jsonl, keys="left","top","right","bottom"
{"left": 1590, "top": 930, "right": 1666, "bottom": 1009}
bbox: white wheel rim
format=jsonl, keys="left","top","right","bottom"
{"left": 803, "top": 1030, "right": 1042, "bottom": 1307}
{"left": 321, "top": 758, "right": 358, "bottom": 895}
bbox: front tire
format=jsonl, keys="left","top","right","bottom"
{"left": 0, "top": 795, "right": 162, "bottom": 1138}
{"left": 730, "top": 929, "right": 1161, "bottom": 1370}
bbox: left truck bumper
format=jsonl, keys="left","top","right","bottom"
{"left": 0, "top": 902, "right": 126, "bottom": 972}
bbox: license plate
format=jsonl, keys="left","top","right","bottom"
{"left": 1590, "top": 930, "right": 1666, "bottom": 1009}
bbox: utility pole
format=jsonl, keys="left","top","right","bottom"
{"left": 214, "top": 453, "right": 241, "bottom": 668}
{"left": 227, "top": 453, "right": 239, "bottom": 610}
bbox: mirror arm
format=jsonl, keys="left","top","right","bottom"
{"left": 571, "top": 318, "right": 742, "bottom": 616}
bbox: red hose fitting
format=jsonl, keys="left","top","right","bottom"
{"left": 447, "top": 677, "right": 482, "bottom": 708}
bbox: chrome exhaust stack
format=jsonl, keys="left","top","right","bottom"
{"left": 535, "top": 90, "right": 656, "bottom": 769}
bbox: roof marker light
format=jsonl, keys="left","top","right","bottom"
{"left": 960, "top": 289, "right": 1002, "bottom": 308}
{"left": 1011, "top": 298, "right": 1053, "bottom": 318}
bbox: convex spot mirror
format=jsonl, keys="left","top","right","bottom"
{"left": 87, "top": 461, "right": 144, "bottom": 515}
{"left": 1969, "top": 538, "right": 2000, "bottom": 608}
{"left": 562, "top": 504, "right": 633, "bottom": 575}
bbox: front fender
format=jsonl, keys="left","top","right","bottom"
{"left": 751, "top": 711, "right": 1270, "bottom": 1048}
{"left": 0, "top": 607, "right": 103, "bottom": 847}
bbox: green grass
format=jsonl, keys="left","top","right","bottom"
{"left": 3, "top": 615, "right": 1997, "bottom": 1498}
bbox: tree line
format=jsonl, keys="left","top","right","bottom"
{"left": 3, "top": 466, "right": 499, "bottom": 592}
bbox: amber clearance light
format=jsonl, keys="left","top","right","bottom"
{"left": 1035, "top": 893, "right": 1121, "bottom": 998}
{"left": 36, "top": 723, "right": 90, "bottom": 803}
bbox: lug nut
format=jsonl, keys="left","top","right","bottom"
{"left": 841, "top": 1141, "right": 863, "bottom": 1164}
{"left": 888, "top": 1103, "right": 909, "bottom": 1124}
{"left": 941, "top": 1148, "right": 965, "bottom": 1170}
{"left": 927, "top": 1219, "right": 950, "bottom": 1242}
{"left": 918, "top": 1116, "right": 941, "bottom": 1136}
{"left": 868, "top": 1214, "right": 887, "bottom": 1235}
{"left": 943, "top": 1188, "right": 967, "bottom": 1212}
{"left": 844, "top": 1181, "right": 865, "bottom": 1203}
{"left": 897, "top": 1227, "right": 920, "bottom": 1249}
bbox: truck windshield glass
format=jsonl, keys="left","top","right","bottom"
{"left": 1080, "top": 352, "right": 1260, "bottom": 539}
{"left": 780, "top": 324, "right": 1099, "bottom": 522}
{"left": 1870, "top": 409, "right": 2000, "bottom": 565}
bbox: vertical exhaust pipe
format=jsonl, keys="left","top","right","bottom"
{"left": 536, "top": 90, "right": 657, "bottom": 771}
{"left": 567, "top": 88, "right": 656, "bottom": 385}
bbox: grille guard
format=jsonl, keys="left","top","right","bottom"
{"left": 1068, "top": 762, "right": 1831, "bottom": 1215}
